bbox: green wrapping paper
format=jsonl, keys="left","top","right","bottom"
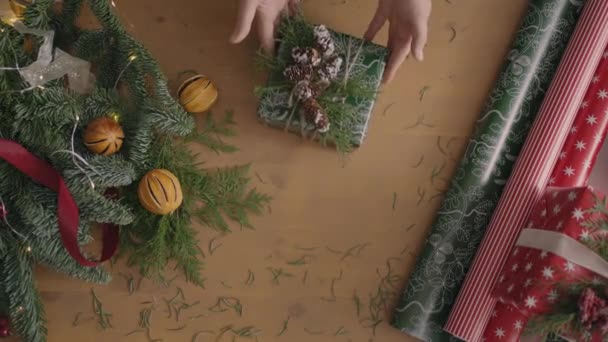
{"left": 257, "top": 18, "right": 388, "bottom": 153}
{"left": 391, "top": 1, "right": 584, "bottom": 341}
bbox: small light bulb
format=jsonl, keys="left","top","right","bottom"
{"left": 111, "top": 0, "right": 117, "bottom": 7}
{"left": 90, "top": 182, "right": 96, "bottom": 190}
{"left": 16, "top": 306, "right": 24, "bottom": 313}
{"left": 25, "top": 246, "right": 32, "bottom": 253}
{"left": 128, "top": 54, "right": 137, "bottom": 62}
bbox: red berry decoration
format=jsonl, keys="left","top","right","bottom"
{"left": 0, "top": 316, "right": 11, "bottom": 338}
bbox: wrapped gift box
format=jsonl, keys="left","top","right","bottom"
{"left": 491, "top": 186, "right": 608, "bottom": 340}
{"left": 257, "top": 17, "right": 388, "bottom": 153}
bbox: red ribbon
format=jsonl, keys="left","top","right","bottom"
{"left": 0, "top": 138, "right": 119, "bottom": 267}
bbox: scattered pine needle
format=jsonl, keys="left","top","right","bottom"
{"left": 436, "top": 136, "right": 447, "bottom": 156}
{"left": 268, "top": 267, "right": 294, "bottom": 285}
{"left": 321, "top": 269, "right": 344, "bottom": 302}
{"left": 419, "top": 86, "right": 430, "bottom": 102}
{"left": 334, "top": 326, "right": 348, "bottom": 336}
{"left": 353, "top": 292, "right": 362, "bottom": 317}
{"left": 411, "top": 155, "right": 424, "bottom": 168}
{"left": 449, "top": 26, "right": 457, "bottom": 43}
{"left": 287, "top": 255, "right": 314, "bottom": 266}
{"left": 304, "top": 328, "right": 324, "bottom": 335}
{"left": 208, "top": 237, "right": 223, "bottom": 256}
{"left": 302, "top": 270, "right": 309, "bottom": 285}
{"left": 245, "top": 269, "right": 255, "bottom": 286}
{"left": 405, "top": 224, "right": 416, "bottom": 232}
{"left": 392, "top": 192, "right": 398, "bottom": 211}
{"left": 382, "top": 102, "right": 396, "bottom": 116}
{"left": 404, "top": 113, "right": 435, "bottom": 130}
{"left": 91, "top": 289, "right": 112, "bottom": 330}
{"left": 254, "top": 171, "right": 267, "bottom": 184}
{"left": 417, "top": 187, "right": 426, "bottom": 206}
{"left": 277, "top": 316, "right": 291, "bottom": 336}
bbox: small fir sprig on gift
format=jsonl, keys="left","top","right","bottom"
{"left": 526, "top": 194, "right": 608, "bottom": 341}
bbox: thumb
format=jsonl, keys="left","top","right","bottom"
{"left": 230, "top": 0, "right": 259, "bottom": 44}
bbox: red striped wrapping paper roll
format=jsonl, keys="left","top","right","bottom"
{"left": 481, "top": 47, "right": 608, "bottom": 341}
{"left": 443, "top": 1, "right": 608, "bottom": 340}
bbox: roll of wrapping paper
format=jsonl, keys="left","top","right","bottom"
{"left": 479, "top": 45, "right": 608, "bottom": 342}
{"left": 443, "top": 1, "right": 608, "bottom": 341}
{"left": 391, "top": 2, "right": 583, "bottom": 341}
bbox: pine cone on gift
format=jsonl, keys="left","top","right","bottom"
{"left": 302, "top": 98, "right": 330, "bottom": 133}
{"left": 314, "top": 25, "right": 335, "bottom": 57}
{"left": 291, "top": 47, "right": 321, "bottom": 66}
{"left": 283, "top": 64, "right": 313, "bottom": 83}
{"left": 293, "top": 80, "right": 323, "bottom": 101}
{"left": 318, "top": 55, "right": 343, "bottom": 82}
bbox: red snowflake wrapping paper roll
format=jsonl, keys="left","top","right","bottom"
{"left": 490, "top": 187, "right": 608, "bottom": 341}
{"left": 443, "top": 1, "right": 608, "bottom": 340}
{"left": 481, "top": 46, "right": 608, "bottom": 341}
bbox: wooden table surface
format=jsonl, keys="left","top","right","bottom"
{"left": 11, "top": 0, "right": 530, "bottom": 341}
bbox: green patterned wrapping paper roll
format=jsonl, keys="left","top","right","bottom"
{"left": 391, "top": 1, "right": 585, "bottom": 341}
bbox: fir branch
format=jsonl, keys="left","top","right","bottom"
{"left": 185, "top": 111, "right": 238, "bottom": 154}
{"left": 3, "top": 245, "right": 47, "bottom": 342}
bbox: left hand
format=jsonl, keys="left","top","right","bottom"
{"left": 229, "top": 0, "right": 300, "bottom": 56}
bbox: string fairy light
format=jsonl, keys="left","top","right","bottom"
{"left": 51, "top": 115, "right": 103, "bottom": 190}
{"left": 113, "top": 53, "right": 137, "bottom": 89}
{"left": 0, "top": 194, "right": 27, "bottom": 241}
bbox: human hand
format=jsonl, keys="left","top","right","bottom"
{"left": 230, "top": 0, "right": 300, "bottom": 55}
{"left": 365, "top": 0, "right": 431, "bottom": 83}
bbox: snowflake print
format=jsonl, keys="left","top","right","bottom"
{"left": 592, "top": 76, "right": 600, "bottom": 83}
{"left": 524, "top": 278, "right": 533, "bottom": 287}
{"left": 568, "top": 191, "right": 577, "bottom": 201}
{"left": 511, "top": 263, "right": 519, "bottom": 272}
{"left": 580, "top": 229, "right": 590, "bottom": 241}
{"left": 570, "top": 126, "right": 578, "bottom": 134}
{"left": 594, "top": 132, "right": 604, "bottom": 143}
{"left": 513, "top": 248, "right": 519, "bottom": 256}
{"left": 559, "top": 151, "right": 567, "bottom": 159}
{"left": 542, "top": 266, "right": 554, "bottom": 279}
{"left": 563, "top": 166, "right": 575, "bottom": 176}
{"left": 525, "top": 262, "right": 533, "bottom": 272}
{"left": 514, "top": 320, "right": 523, "bottom": 331}
{"left": 549, "top": 177, "right": 556, "bottom": 185}
{"left": 592, "top": 277, "right": 603, "bottom": 285}
{"left": 575, "top": 140, "right": 587, "bottom": 151}
{"left": 598, "top": 89, "right": 608, "bottom": 99}
{"left": 507, "top": 284, "right": 514, "bottom": 293}
{"left": 582, "top": 100, "right": 590, "bottom": 108}
{"left": 524, "top": 296, "right": 537, "bottom": 308}
{"left": 564, "top": 261, "right": 575, "bottom": 272}
{"left": 572, "top": 208, "right": 584, "bottom": 221}
{"left": 583, "top": 158, "right": 592, "bottom": 170}
{"left": 556, "top": 220, "right": 564, "bottom": 230}
{"left": 552, "top": 204, "right": 561, "bottom": 214}
{"left": 540, "top": 251, "right": 548, "bottom": 259}
{"left": 540, "top": 208, "right": 547, "bottom": 217}
{"left": 495, "top": 327, "right": 505, "bottom": 338}
{"left": 586, "top": 114, "right": 597, "bottom": 125}
{"left": 547, "top": 289, "right": 559, "bottom": 302}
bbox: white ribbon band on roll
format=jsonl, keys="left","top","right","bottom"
{"left": 516, "top": 228, "right": 608, "bottom": 279}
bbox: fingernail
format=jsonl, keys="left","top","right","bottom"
{"left": 415, "top": 50, "right": 424, "bottom": 61}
